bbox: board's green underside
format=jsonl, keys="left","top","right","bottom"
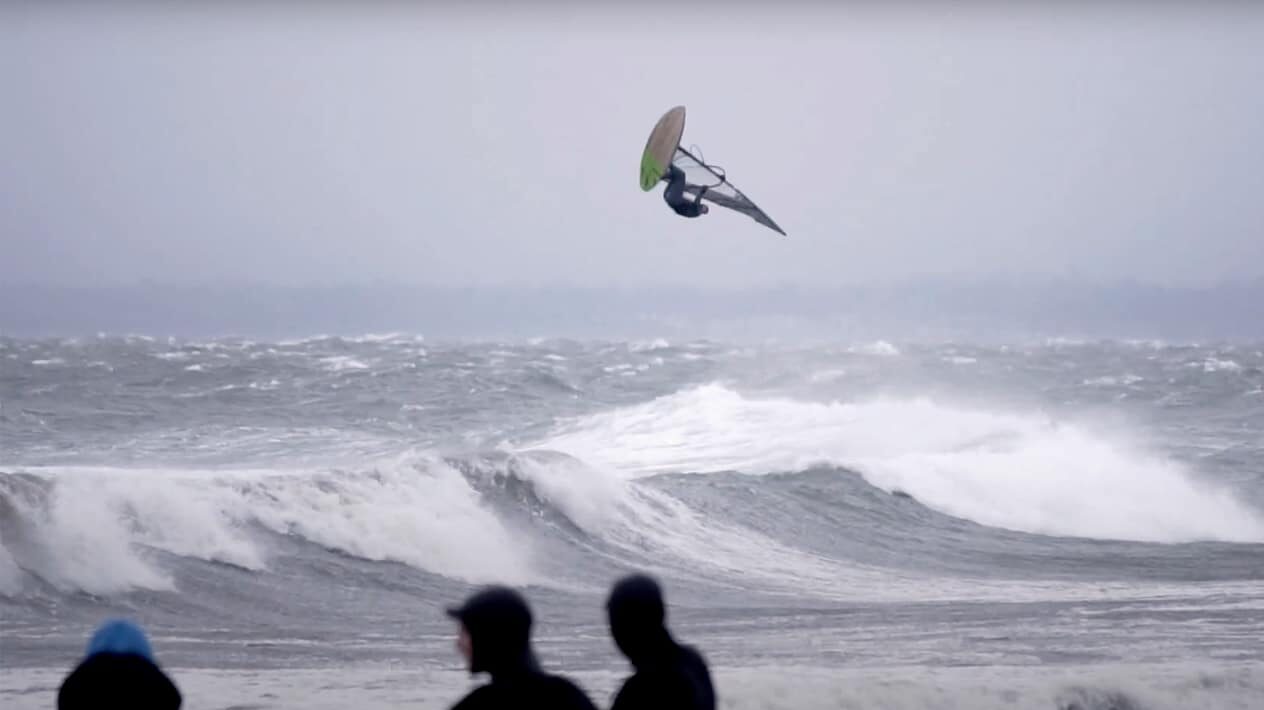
{"left": 640, "top": 150, "right": 665, "bottom": 192}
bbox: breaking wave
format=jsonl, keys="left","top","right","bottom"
{"left": 532, "top": 384, "right": 1264, "bottom": 544}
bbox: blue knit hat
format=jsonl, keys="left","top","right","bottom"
{"left": 84, "top": 619, "right": 155, "bottom": 663}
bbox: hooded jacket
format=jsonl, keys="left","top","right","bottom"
{"left": 606, "top": 575, "right": 715, "bottom": 710}
{"left": 446, "top": 586, "right": 598, "bottom": 710}
{"left": 58, "top": 619, "right": 182, "bottom": 710}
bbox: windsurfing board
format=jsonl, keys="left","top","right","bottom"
{"left": 640, "top": 105, "right": 686, "bottom": 191}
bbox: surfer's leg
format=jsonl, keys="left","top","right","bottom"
{"left": 663, "top": 167, "right": 687, "bottom": 205}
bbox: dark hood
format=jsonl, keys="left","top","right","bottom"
{"left": 606, "top": 574, "right": 675, "bottom": 668}
{"left": 447, "top": 586, "right": 539, "bottom": 678}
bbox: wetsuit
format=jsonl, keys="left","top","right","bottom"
{"left": 662, "top": 165, "right": 707, "bottom": 218}
{"left": 607, "top": 575, "right": 716, "bottom": 710}
{"left": 447, "top": 586, "right": 599, "bottom": 710}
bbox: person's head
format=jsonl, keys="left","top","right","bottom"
{"left": 446, "top": 586, "right": 537, "bottom": 677}
{"left": 59, "top": 619, "right": 181, "bottom": 710}
{"left": 606, "top": 573, "right": 672, "bottom": 667}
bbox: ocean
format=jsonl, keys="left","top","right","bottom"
{"left": 2, "top": 335, "right": 1262, "bottom": 709}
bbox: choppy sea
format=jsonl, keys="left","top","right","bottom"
{"left": 3, "top": 335, "right": 1262, "bottom": 709}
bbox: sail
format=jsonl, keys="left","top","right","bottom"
{"left": 673, "top": 147, "right": 786, "bottom": 236}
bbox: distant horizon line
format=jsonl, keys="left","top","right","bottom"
{"left": 4, "top": 332, "right": 1256, "bottom": 347}
{"left": 4, "top": 278, "right": 1261, "bottom": 341}
{"left": 5, "top": 277, "right": 1264, "bottom": 291}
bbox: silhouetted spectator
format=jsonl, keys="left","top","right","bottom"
{"left": 446, "top": 585, "right": 598, "bottom": 710}
{"left": 58, "top": 618, "right": 181, "bottom": 710}
{"left": 606, "top": 574, "right": 714, "bottom": 710}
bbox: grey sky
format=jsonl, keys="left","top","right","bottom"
{"left": 3, "top": 4, "right": 1263, "bottom": 289}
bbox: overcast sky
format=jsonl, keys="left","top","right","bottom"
{"left": 3, "top": 4, "right": 1262, "bottom": 289}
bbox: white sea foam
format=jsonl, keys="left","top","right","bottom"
{"left": 534, "top": 384, "right": 1264, "bottom": 544}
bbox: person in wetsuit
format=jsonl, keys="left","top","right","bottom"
{"left": 446, "top": 586, "right": 598, "bottom": 710}
{"left": 606, "top": 573, "right": 715, "bottom": 710}
{"left": 662, "top": 164, "right": 710, "bottom": 219}
{"left": 58, "top": 618, "right": 182, "bottom": 710}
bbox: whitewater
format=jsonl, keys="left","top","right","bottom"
{"left": 2, "top": 335, "right": 1263, "bottom": 709}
